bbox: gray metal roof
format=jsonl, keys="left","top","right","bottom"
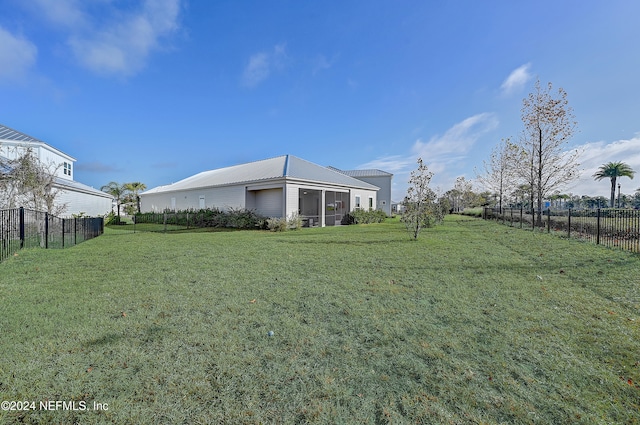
{"left": 0, "top": 124, "right": 42, "bottom": 143}
{"left": 327, "top": 166, "right": 393, "bottom": 177}
{"left": 143, "top": 155, "right": 380, "bottom": 195}
{"left": 54, "top": 177, "right": 113, "bottom": 198}
{"left": 0, "top": 124, "right": 76, "bottom": 161}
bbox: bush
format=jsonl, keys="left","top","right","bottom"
{"left": 267, "top": 213, "right": 302, "bottom": 232}
{"left": 134, "top": 208, "right": 266, "bottom": 230}
{"left": 267, "top": 217, "right": 287, "bottom": 232}
{"left": 287, "top": 213, "right": 302, "bottom": 230}
{"left": 342, "top": 209, "right": 387, "bottom": 225}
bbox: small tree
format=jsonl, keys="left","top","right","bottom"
{"left": 475, "top": 137, "right": 517, "bottom": 212}
{"left": 101, "top": 181, "right": 128, "bottom": 219}
{"left": 401, "top": 158, "right": 444, "bottom": 239}
{"left": 124, "top": 181, "right": 147, "bottom": 213}
{"left": 0, "top": 146, "right": 66, "bottom": 214}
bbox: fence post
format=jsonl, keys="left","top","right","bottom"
{"left": 19, "top": 207, "right": 25, "bottom": 249}
{"left": 596, "top": 208, "right": 601, "bottom": 245}
{"left": 520, "top": 206, "right": 523, "bottom": 229}
{"left": 567, "top": 208, "right": 571, "bottom": 238}
{"left": 547, "top": 208, "right": 551, "bottom": 233}
{"left": 44, "top": 213, "right": 49, "bottom": 249}
{"left": 62, "top": 218, "right": 65, "bottom": 248}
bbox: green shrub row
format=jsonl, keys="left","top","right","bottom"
{"left": 342, "top": 209, "right": 387, "bottom": 224}
{"left": 266, "top": 213, "right": 303, "bottom": 232}
{"left": 135, "top": 208, "right": 266, "bottom": 229}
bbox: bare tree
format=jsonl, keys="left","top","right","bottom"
{"left": 475, "top": 137, "right": 517, "bottom": 212}
{"left": 401, "top": 158, "right": 444, "bottom": 239}
{"left": 516, "top": 79, "right": 580, "bottom": 225}
{"left": 0, "top": 146, "right": 66, "bottom": 215}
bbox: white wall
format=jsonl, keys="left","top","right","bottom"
{"left": 141, "top": 185, "right": 247, "bottom": 212}
{"left": 56, "top": 189, "right": 112, "bottom": 217}
{"left": 0, "top": 141, "right": 75, "bottom": 181}
{"left": 353, "top": 175, "right": 391, "bottom": 215}
{"left": 351, "top": 189, "right": 377, "bottom": 212}
{"left": 254, "top": 188, "right": 284, "bottom": 217}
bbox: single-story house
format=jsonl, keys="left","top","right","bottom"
{"left": 327, "top": 167, "right": 392, "bottom": 216}
{"left": 0, "top": 124, "right": 113, "bottom": 217}
{"left": 140, "top": 155, "right": 381, "bottom": 227}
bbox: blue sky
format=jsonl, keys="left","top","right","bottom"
{"left": 1, "top": 1, "right": 639, "bottom": 201}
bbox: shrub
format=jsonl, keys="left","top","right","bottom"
{"left": 267, "top": 217, "right": 288, "bottom": 232}
{"left": 343, "top": 209, "right": 387, "bottom": 225}
{"left": 134, "top": 208, "right": 266, "bottom": 230}
{"left": 287, "top": 213, "right": 302, "bottom": 230}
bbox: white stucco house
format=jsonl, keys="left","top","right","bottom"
{"left": 328, "top": 167, "right": 392, "bottom": 216}
{"left": 0, "top": 124, "right": 112, "bottom": 217}
{"left": 140, "top": 155, "right": 381, "bottom": 227}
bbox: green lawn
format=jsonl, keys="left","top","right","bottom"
{"left": 1, "top": 216, "right": 639, "bottom": 424}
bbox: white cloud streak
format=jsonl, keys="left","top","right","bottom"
{"left": 242, "top": 44, "right": 288, "bottom": 88}
{"left": 500, "top": 63, "right": 532, "bottom": 95}
{"left": 0, "top": 26, "right": 38, "bottom": 82}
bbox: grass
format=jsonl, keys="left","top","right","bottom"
{"left": 1, "top": 216, "right": 639, "bottom": 424}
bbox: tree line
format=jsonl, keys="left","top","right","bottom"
{"left": 401, "top": 78, "right": 637, "bottom": 239}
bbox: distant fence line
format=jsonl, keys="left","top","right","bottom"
{"left": 482, "top": 207, "right": 640, "bottom": 253}
{"left": 0, "top": 207, "right": 104, "bottom": 263}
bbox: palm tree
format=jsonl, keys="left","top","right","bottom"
{"left": 593, "top": 162, "right": 635, "bottom": 208}
{"left": 124, "top": 182, "right": 146, "bottom": 213}
{"left": 100, "top": 181, "right": 127, "bottom": 219}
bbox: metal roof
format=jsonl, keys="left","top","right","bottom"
{"left": 0, "top": 124, "right": 43, "bottom": 143}
{"left": 143, "top": 155, "right": 380, "bottom": 195}
{"left": 54, "top": 177, "right": 113, "bottom": 198}
{"left": 327, "top": 166, "right": 393, "bottom": 178}
{"left": 0, "top": 124, "right": 76, "bottom": 161}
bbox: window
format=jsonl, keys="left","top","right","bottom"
{"left": 63, "top": 162, "right": 72, "bottom": 177}
{"left": 369, "top": 197, "right": 374, "bottom": 210}
{"left": 355, "top": 195, "right": 361, "bottom": 209}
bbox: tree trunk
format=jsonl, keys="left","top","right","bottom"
{"left": 610, "top": 177, "right": 616, "bottom": 208}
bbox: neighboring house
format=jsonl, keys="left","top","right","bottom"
{"left": 391, "top": 202, "right": 405, "bottom": 214}
{"left": 140, "top": 155, "right": 381, "bottom": 227}
{"left": 328, "top": 167, "right": 393, "bottom": 216}
{"left": 0, "top": 124, "right": 112, "bottom": 217}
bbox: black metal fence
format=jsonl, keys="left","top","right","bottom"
{"left": 0, "top": 207, "right": 104, "bottom": 263}
{"left": 482, "top": 207, "right": 640, "bottom": 253}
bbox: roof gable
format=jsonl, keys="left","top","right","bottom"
{"left": 0, "top": 124, "right": 76, "bottom": 162}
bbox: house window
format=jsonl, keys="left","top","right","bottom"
{"left": 63, "top": 162, "right": 72, "bottom": 177}
{"left": 355, "top": 195, "right": 361, "bottom": 209}
{"left": 369, "top": 197, "right": 374, "bottom": 210}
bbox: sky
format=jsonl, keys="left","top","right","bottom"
{"left": 1, "top": 0, "right": 639, "bottom": 202}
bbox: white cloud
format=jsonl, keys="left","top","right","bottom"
{"left": 312, "top": 54, "right": 337, "bottom": 75}
{"left": 30, "top": 0, "right": 87, "bottom": 28}
{"left": 30, "top": 0, "right": 181, "bottom": 77}
{"left": 412, "top": 113, "right": 499, "bottom": 161}
{"left": 565, "top": 135, "right": 640, "bottom": 195}
{"left": 358, "top": 155, "right": 415, "bottom": 174}
{"left": 242, "top": 52, "right": 271, "bottom": 88}
{"left": 500, "top": 63, "right": 532, "bottom": 95}
{"left": 359, "top": 113, "right": 499, "bottom": 200}
{"left": 242, "top": 44, "right": 288, "bottom": 88}
{"left": 0, "top": 26, "right": 37, "bottom": 82}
